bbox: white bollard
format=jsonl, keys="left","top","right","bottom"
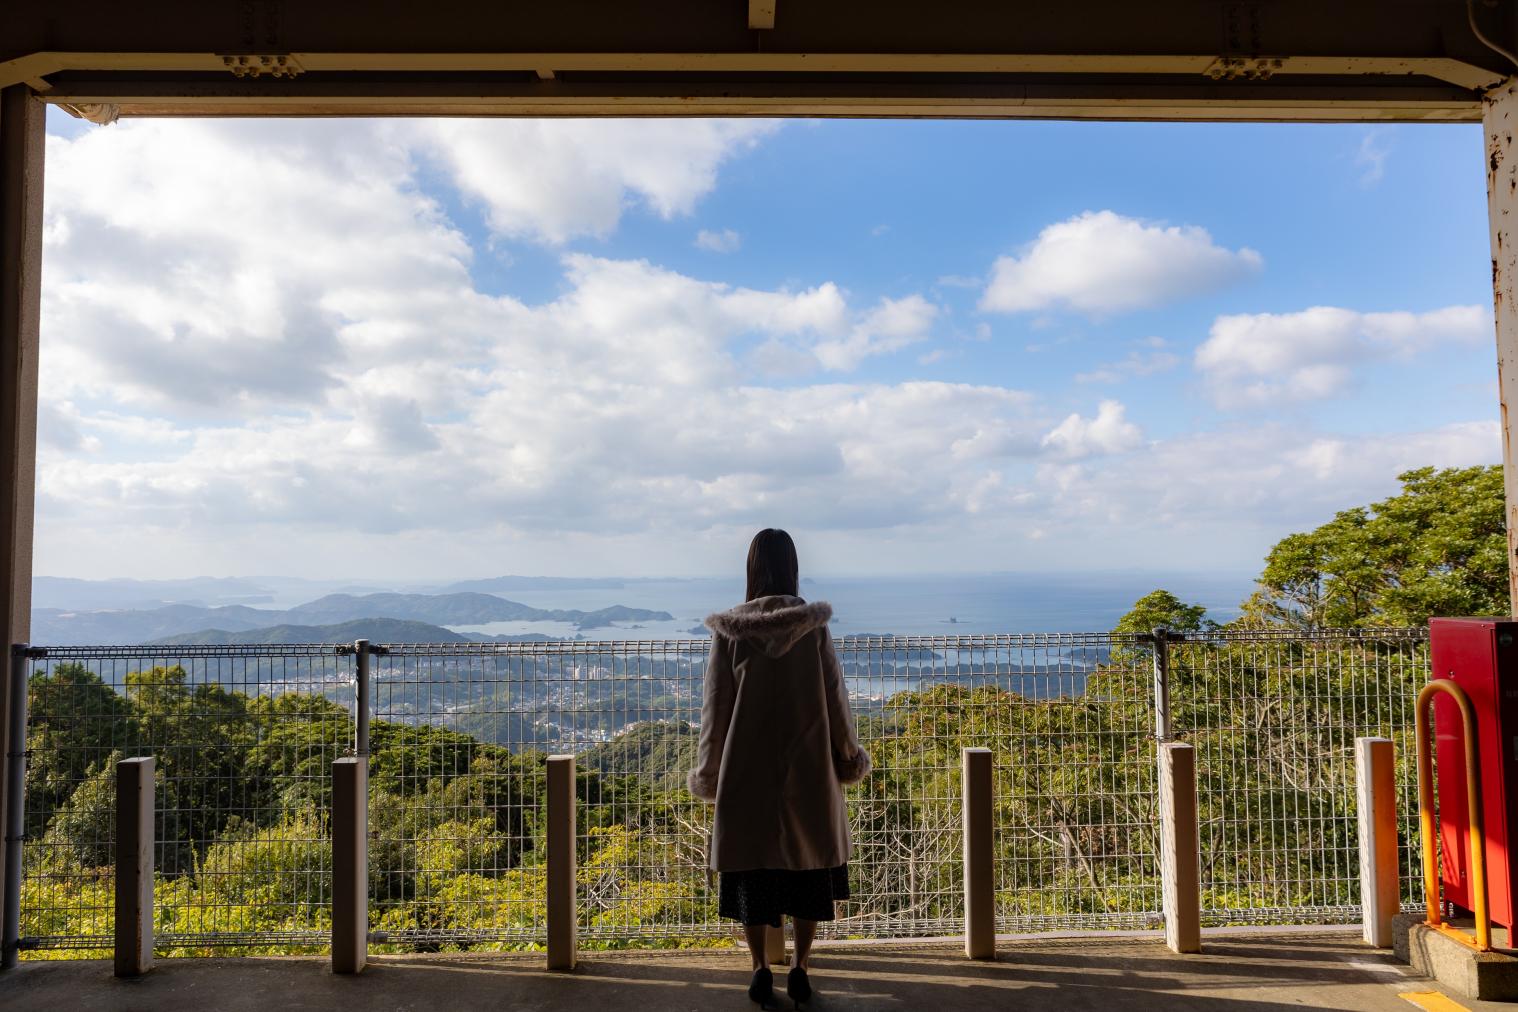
{"left": 765, "top": 922, "right": 787, "bottom": 966}
{"left": 547, "top": 754, "right": 577, "bottom": 971}
{"left": 1159, "top": 742, "right": 1200, "bottom": 954}
{"left": 962, "top": 747, "right": 995, "bottom": 959}
{"left": 1356, "top": 737, "right": 1399, "bottom": 947}
{"left": 114, "top": 757, "right": 154, "bottom": 977}
{"left": 332, "top": 757, "right": 368, "bottom": 973}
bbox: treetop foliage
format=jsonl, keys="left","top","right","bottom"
{"left": 1116, "top": 465, "right": 1507, "bottom": 633}
{"left": 1245, "top": 465, "right": 1506, "bottom": 628}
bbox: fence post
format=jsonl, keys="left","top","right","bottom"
{"left": 332, "top": 640, "right": 371, "bottom": 973}
{"left": 1356, "top": 737, "right": 1398, "bottom": 948}
{"left": 1151, "top": 627, "right": 1171, "bottom": 743}
{"left": 1, "top": 645, "right": 29, "bottom": 970}
{"left": 1159, "top": 741, "right": 1200, "bottom": 954}
{"left": 114, "top": 756, "right": 154, "bottom": 977}
{"left": 353, "top": 640, "right": 370, "bottom": 758}
{"left": 547, "top": 754, "right": 576, "bottom": 971}
{"left": 962, "top": 747, "right": 995, "bottom": 959}
{"left": 332, "top": 756, "right": 368, "bottom": 973}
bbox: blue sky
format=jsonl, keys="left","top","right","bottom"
{"left": 32, "top": 112, "right": 1499, "bottom": 581}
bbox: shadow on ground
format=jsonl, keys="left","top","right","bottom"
{"left": 0, "top": 932, "right": 1446, "bottom": 1011}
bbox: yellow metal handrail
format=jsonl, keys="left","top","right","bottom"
{"left": 1415, "top": 678, "right": 1491, "bottom": 951}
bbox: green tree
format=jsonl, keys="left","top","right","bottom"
{"left": 39, "top": 751, "right": 121, "bottom": 870}
{"left": 24, "top": 662, "right": 139, "bottom": 839}
{"left": 124, "top": 665, "right": 262, "bottom": 869}
{"left": 1113, "top": 590, "right": 1213, "bottom": 636}
{"left": 1246, "top": 465, "right": 1506, "bottom": 627}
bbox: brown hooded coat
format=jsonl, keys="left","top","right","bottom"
{"left": 688, "top": 595, "right": 871, "bottom": 871}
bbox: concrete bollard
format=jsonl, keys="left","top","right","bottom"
{"left": 547, "top": 754, "right": 577, "bottom": 971}
{"left": 332, "top": 757, "right": 368, "bottom": 973}
{"left": 963, "top": 747, "right": 994, "bottom": 959}
{"left": 765, "top": 923, "right": 787, "bottom": 966}
{"left": 1356, "top": 737, "right": 1399, "bottom": 947}
{"left": 1159, "top": 742, "right": 1200, "bottom": 954}
{"left": 114, "top": 757, "right": 154, "bottom": 977}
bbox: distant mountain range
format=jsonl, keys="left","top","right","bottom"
{"left": 148, "top": 618, "right": 563, "bottom": 646}
{"left": 437, "top": 575, "right": 628, "bottom": 593}
{"left": 33, "top": 590, "right": 674, "bottom": 646}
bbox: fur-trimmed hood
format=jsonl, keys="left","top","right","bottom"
{"left": 705, "top": 595, "right": 833, "bottom": 659}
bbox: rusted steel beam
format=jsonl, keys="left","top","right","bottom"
{"left": 4, "top": 51, "right": 1501, "bottom": 88}
{"left": 0, "top": 0, "right": 1511, "bottom": 119}
{"left": 1486, "top": 77, "right": 1518, "bottom": 618}
{"left": 2, "top": 0, "right": 1510, "bottom": 69}
{"left": 26, "top": 77, "right": 1482, "bottom": 123}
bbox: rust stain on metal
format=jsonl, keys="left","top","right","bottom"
{"left": 1484, "top": 82, "right": 1518, "bottom": 615}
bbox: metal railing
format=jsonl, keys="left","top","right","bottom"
{"left": 14, "top": 645, "right": 354, "bottom": 955}
{"left": 7, "top": 627, "right": 1430, "bottom": 955}
{"left": 1166, "top": 628, "right": 1427, "bottom": 926}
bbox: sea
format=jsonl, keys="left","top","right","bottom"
{"left": 443, "top": 571, "right": 1256, "bottom": 641}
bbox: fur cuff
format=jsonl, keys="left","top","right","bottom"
{"left": 834, "top": 748, "right": 872, "bottom": 785}
{"left": 687, "top": 768, "right": 719, "bottom": 801}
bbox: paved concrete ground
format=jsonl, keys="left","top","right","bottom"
{"left": 0, "top": 929, "right": 1504, "bottom": 1011}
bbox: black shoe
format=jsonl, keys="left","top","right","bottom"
{"left": 786, "top": 966, "right": 812, "bottom": 1009}
{"left": 749, "top": 966, "right": 776, "bottom": 1009}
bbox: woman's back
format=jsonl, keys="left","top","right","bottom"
{"left": 692, "top": 595, "right": 869, "bottom": 871}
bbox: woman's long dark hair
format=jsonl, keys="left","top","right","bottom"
{"left": 745, "top": 528, "right": 800, "bottom": 601}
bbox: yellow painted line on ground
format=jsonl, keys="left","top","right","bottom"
{"left": 1399, "top": 991, "right": 1471, "bottom": 1012}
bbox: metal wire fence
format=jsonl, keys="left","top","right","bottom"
{"left": 842, "top": 633, "right": 1160, "bottom": 936}
{"left": 15, "top": 645, "right": 354, "bottom": 955}
{"left": 9, "top": 627, "right": 1429, "bottom": 956}
{"left": 1167, "top": 627, "right": 1428, "bottom": 926}
{"left": 365, "top": 640, "right": 712, "bottom": 947}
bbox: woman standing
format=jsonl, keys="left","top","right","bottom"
{"left": 688, "top": 529, "right": 872, "bottom": 1010}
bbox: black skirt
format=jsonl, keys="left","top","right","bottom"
{"left": 718, "top": 865, "right": 850, "bottom": 927}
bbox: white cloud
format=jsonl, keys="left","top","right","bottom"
{"left": 695, "top": 228, "right": 742, "bottom": 253}
{"left": 406, "top": 119, "right": 777, "bottom": 244}
{"left": 42, "top": 120, "right": 476, "bottom": 415}
{"left": 979, "top": 210, "right": 1262, "bottom": 316}
{"left": 1194, "top": 304, "right": 1489, "bottom": 406}
{"left": 812, "top": 294, "right": 940, "bottom": 371}
{"left": 1075, "top": 340, "right": 1181, "bottom": 384}
{"left": 1356, "top": 128, "right": 1391, "bottom": 187}
{"left": 935, "top": 275, "right": 981, "bottom": 290}
{"left": 1041, "top": 400, "right": 1144, "bottom": 459}
{"left": 1037, "top": 420, "right": 1499, "bottom": 537}
{"left": 36, "top": 118, "right": 1038, "bottom": 573}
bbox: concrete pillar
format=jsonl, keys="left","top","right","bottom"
{"left": 0, "top": 85, "right": 43, "bottom": 952}
{"left": 332, "top": 757, "right": 367, "bottom": 973}
{"left": 1159, "top": 742, "right": 1200, "bottom": 954}
{"left": 1485, "top": 76, "right": 1518, "bottom": 615}
{"left": 962, "top": 747, "right": 995, "bottom": 959}
{"left": 114, "top": 757, "right": 154, "bottom": 977}
{"left": 547, "top": 754, "right": 576, "bottom": 971}
{"left": 765, "top": 923, "right": 787, "bottom": 966}
{"left": 1356, "top": 737, "right": 1399, "bottom": 948}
